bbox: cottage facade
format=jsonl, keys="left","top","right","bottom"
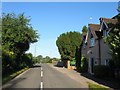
{"left": 82, "top": 18, "right": 117, "bottom": 74}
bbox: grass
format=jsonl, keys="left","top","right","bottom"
{"left": 2, "top": 67, "right": 29, "bottom": 85}
{"left": 88, "top": 82, "right": 110, "bottom": 90}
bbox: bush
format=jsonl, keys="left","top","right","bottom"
{"left": 93, "top": 65, "right": 110, "bottom": 78}
{"left": 2, "top": 50, "right": 16, "bottom": 75}
{"left": 80, "top": 56, "right": 88, "bottom": 73}
{"left": 21, "top": 53, "right": 33, "bottom": 67}
{"left": 70, "top": 58, "right": 76, "bottom": 66}
{"left": 46, "top": 59, "right": 52, "bottom": 63}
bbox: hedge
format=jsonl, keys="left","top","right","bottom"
{"left": 93, "top": 65, "right": 110, "bottom": 78}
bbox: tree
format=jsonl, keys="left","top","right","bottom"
{"left": 117, "top": 1, "right": 120, "bottom": 13}
{"left": 106, "top": 14, "right": 120, "bottom": 68}
{"left": 76, "top": 25, "right": 88, "bottom": 71}
{"left": 82, "top": 26, "right": 87, "bottom": 35}
{"left": 2, "top": 13, "right": 39, "bottom": 56}
{"left": 2, "top": 13, "right": 39, "bottom": 74}
{"left": 56, "top": 31, "right": 82, "bottom": 66}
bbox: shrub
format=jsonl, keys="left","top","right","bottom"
{"left": 93, "top": 65, "right": 110, "bottom": 78}
{"left": 70, "top": 58, "right": 76, "bottom": 66}
{"left": 2, "top": 50, "right": 16, "bottom": 75}
{"left": 46, "top": 59, "right": 52, "bottom": 63}
{"left": 80, "top": 56, "right": 88, "bottom": 73}
{"left": 21, "top": 53, "right": 33, "bottom": 67}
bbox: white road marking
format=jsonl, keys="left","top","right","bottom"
{"left": 41, "top": 82, "right": 43, "bottom": 90}
{"left": 41, "top": 71, "right": 43, "bottom": 77}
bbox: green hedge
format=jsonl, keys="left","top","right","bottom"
{"left": 70, "top": 60, "right": 76, "bottom": 66}
{"left": 3, "top": 68, "right": 29, "bottom": 85}
{"left": 70, "top": 58, "right": 76, "bottom": 66}
{"left": 93, "top": 65, "right": 110, "bottom": 78}
{"left": 80, "top": 56, "right": 88, "bottom": 73}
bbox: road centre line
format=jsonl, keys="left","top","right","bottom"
{"left": 41, "top": 71, "right": 43, "bottom": 77}
{"left": 41, "top": 82, "right": 43, "bottom": 90}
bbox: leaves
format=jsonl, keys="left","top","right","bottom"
{"left": 2, "top": 13, "right": 39, "bottom": 55}
{"left": 82, "top": 25, "right": 88, "bottom": 35}
{"left": 106, "top": 15, "right": 120, "bottom": 68}
{"left": 2, "top": 13, "right": 39, "bottom": 75}
{"left": 56, "top": 31, "right": 82, "bottom": 61}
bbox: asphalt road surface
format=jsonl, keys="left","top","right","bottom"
{"left": 2, "top": 64, "right": 83, "bottom": 89}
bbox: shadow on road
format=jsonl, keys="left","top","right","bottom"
{"left": 54, "top": 65, "right": 63, "bottom": 68}
{"left": 80, "top": 72, "right": 120, "bottom": 90}
{"left": 53, "top": 61, "right": 64, "bottom": 68}
{"left": 2, "top": 77, "right": 26, "bottom": 89}
{"left": 32, "top": 65, "right": 41, "bottom": 68}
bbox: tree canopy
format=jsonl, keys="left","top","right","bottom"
{"left": 2, "top": 13, "right": 39, "bottom": 56}
{"left": 56, "top": 31, "right": 82, "bottom": 61}
{"left": 106, "top": 14, "right": 120, "bottom": 68}
{"left": 2, "top": 13, "right": 39, "bottom": 75}
{"left": 82, "top": 25, "right": 88, "bottom": 35}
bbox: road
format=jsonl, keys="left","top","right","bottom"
{"left": 2, "top": 64, "right": 83, "bottom": 89}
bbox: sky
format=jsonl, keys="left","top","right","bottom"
{"left": 2, "top": 2, "right": 118, "bottom": 58}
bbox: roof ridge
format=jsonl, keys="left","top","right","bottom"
{"left": 88, "top": 24, "right": 100, "bottom": 26}
{"left": 100, "top": 17, "right": 117, "bottom": 20}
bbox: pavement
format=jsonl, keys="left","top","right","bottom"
{"left": 48, "top": 63, "right": 112, "bottom": 89}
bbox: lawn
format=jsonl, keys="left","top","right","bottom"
{"left": 88, "top": 82, "right": 110, "bottom": 90}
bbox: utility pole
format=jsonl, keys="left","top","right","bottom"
{"left": 34, "top": 43, "right": 37, "bottom": 58}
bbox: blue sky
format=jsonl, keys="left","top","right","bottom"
{"left": 2, "top": 2, "right": 118, "bottom": 58}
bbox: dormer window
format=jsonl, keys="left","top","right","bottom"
{"left": 90, "top": 34, "right": 94, "bottom": 46}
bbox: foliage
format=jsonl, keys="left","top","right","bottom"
{"left": 2, "top": 49, "right": 16, "bottom": 74}
{"left": 33, "top": 55, "right": 43, "bottom": 64}
{"left": 80, "top": 55, "right": 88, "bottom": 73}
{"left": 88, "top": 82, "right": 109, "bottom": 90}
{"left": 43, "top": 56, "right": 52, "bottom": 63}
{"left": 75, "top": 26, "right": 88, "bottom": 71}
{"left": 106, "top": 14, "right": 120, "bottom": 68}
{"left": 21, "top": 53, "right": 33, "bottom": 68}
{"left": 2, "top": 13, "right": 39, "bottom": 55}
{"left": 70, "top": 58, "right": 76, "bottom": 66}
{"left": 82, "top": 25, "right": 88, "bottom": 35}
{"left": 52, "top": 58, "right": 60, "bottom": 61}
{"left": 56, "top": 31, "right": 82, "bottom": 63}
{"left": 2, "top": 13, "right": 39, "bottom": 76}
{"left": 93, "top": 65, "right": 110, "bottom": 78}
{"left": 46, "top": 59, "right": 52, "bottom": 63}
{"left": 117, "top": 1, "right": 120, "bottom": 13}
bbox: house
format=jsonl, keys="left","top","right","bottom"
{"left": 81, "top": 18, "right": 117, "bottom": 74}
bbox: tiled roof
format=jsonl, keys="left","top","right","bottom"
{"left": 88, "top": 24, "right": 100, "bottom": 38}
{"left": 99, "top": 18, "right": 117, "bottom": 25}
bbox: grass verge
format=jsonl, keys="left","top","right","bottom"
{"left": 2, "top": 67, "right": 29, "bottom": 85}
{"left": 88, "top": 82, "right": 110, "bottom": 90}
